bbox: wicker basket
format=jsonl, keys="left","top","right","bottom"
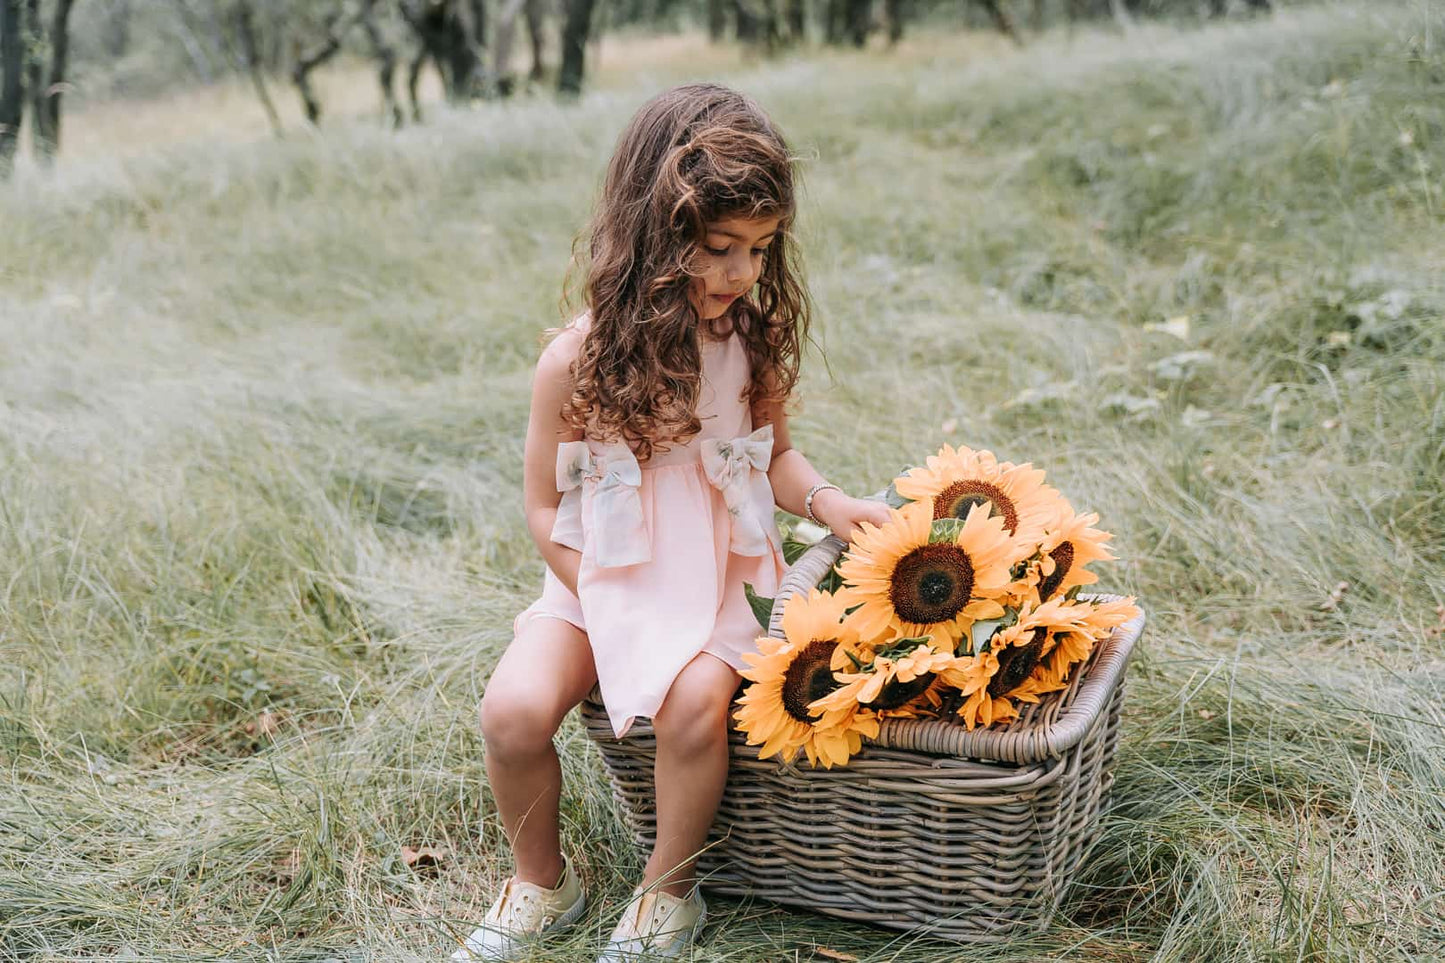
{"left": 579, "top": 532, "right": 1145, "bottom": 942}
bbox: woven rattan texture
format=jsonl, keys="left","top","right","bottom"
{"left": 580, "top": 533, "right": 1145, "bottom": 941}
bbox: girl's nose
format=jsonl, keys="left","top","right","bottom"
{"left": 726, "top": 252, "right": 750, "bottom": 283}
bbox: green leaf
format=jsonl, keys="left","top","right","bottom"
{"left": 877, "top": 633, "right": 934, "bottom": 659}
{"left": 744, "top": 581, "right": 774, "bottom": 631}
{"left": 782, "top": 536, "right": 811, "bottom": 566}
{"left": 928, "top": 517, "right": 966, "bottom": 544}
{"left": 818, "top": 566, "right": 845, "bottom": 594}
{"left": 883, "top": 479, "right": 913, "bottom": 509}
{"left": 1065, "top": 584, "right": 1082, "bottom": 601}
{"left": 970, "top": 618, "right": 1005, "bottom": 654}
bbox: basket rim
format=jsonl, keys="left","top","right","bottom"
{"left": 768, "top": 531, "right": 1144, "bottom": 765}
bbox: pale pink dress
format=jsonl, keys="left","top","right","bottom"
{"left": 512, "top": 313, "right": 789, "bottom": 739}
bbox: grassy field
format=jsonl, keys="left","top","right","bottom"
{"left": 2, "top": 2, "right": 1444, "bottom": 959}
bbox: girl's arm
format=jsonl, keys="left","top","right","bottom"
{"left": 752, "top": 385, "right": 892, "bottom": 544}
{"left": 522, "top": 329, "right": 586, "bottom": 596}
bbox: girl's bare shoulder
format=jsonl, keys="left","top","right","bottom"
{"left": 537, "top": 312, "right": 591, "bottom": 378}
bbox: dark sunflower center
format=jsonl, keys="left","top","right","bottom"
{"left": 935, "top": 480, "right": 1019, "bottom": 534}
{"left": 988, "top": 629, "right": 1047, "bottom": 697}
{"left": 889, "top": 544, "right": 975, "bottom": 626}
{"left": 870, "top": 671, "right": 936, "bottom": 711}
{"left": 780, "top": 639, "right": 838, "bottom": 723}
{"left": 1036, "top": 540, "right": 1075, "bottom": 601}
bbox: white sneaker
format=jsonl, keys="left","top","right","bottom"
{"left": 595, "top": 885, "right": 707, "bottom": 961}
{"left": 449, "top": 855, "right": 587, "bottom": 962}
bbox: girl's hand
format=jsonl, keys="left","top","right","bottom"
{"left": 812, "top": 489, "right": 893, "bottom": 546}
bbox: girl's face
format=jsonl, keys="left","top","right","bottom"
{"left": 688, "top": 214, "right": 782, "bottom": 322}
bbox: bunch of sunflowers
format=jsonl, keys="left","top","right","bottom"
{"left": 736, "top": 444, "right": 1140, "bottom": 769}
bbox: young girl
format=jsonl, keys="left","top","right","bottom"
{"left": 452, "top": 83, "right": 891, "bottom": 962}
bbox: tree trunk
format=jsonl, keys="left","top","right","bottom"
{"left": 0, "top": 0, "right": 22, "bottom": 178}
{"left": 734, "top": 0, "right": 760, "bottom": 42}
{"left": 824, "top": 0, "right": 843, "bottom": 42}
{"left": 761, "top": 0, "right": 781, "bottom": 52}
{"left": 1107, "top": 0, "right": 1132, "bottom": 28}
{"left": 557, "top": 0, "right": 594, "bottom": 97}
{"left": 523, "top": 0, "right": 543, "bottom": 79}
{"left": 844, "top": 0, "right": 868, "bottom": 47}
{"left": 491, "top": 0, "right": 528, "bottom": 95}
{"left": 586, "top": 0, "right": 603, "bottom": 75}
{"left": 403, "top": 0, "right": 479, "bottom": 103}
{"left": 104, "top": 0, "right": 131, "bottom": 56}
{"left": 407, "top": 49, "right": 425, "bottom": 120}
{"left": 884, "top": 0, "right": 903, "bottom": 44}
{"left": 235, "top": 0, "right": 283, "bottom": 137}
{"left": 706, "top": 0, "right": 725, "bottom": 40}
{"left": 27, "top": 0, "right": 73, "bottom": 164}
{"left": 976, "top": 0, "right": 1021, "bottom": 43}
{"left": 469, "top": 0, "right": 487, "bottom": 46}
{"left": 292, "top": 9, "right": 348, "bottom": 125}
{"left": 359, "top": 0, "right": 403, "bottom": 125}
{"left": 22, "top": 0, "right": 40, "bottom": 157}
{"left": 784, "top": 0, "right": 804, "bottom": 43}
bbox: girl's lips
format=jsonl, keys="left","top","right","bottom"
{"left": 710, "top": 292, "right": 739, "bottom": 302}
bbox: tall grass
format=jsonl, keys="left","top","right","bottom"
{"left": 2, "top": 2, "right": 1443, "bottom": 959}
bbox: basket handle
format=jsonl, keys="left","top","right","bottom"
{"left": 768, "top": 529, "right": 1145, "bottom": 765}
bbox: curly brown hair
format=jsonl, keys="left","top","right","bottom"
{"left": 551, "top": 82, "right": 812, "bottom": 464}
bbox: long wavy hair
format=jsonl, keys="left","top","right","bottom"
{"left": 552, "top": 82, "right": 812, "bottom": 463}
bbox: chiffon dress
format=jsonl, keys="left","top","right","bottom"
{"left": 512, "top": 314, "right": 789, "bottom": 739}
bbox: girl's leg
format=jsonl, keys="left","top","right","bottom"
{"left": 478, "top": 615, "right": 598, "bottom": 888}
{"left": 645, "top": 651, "right": 740, "bottom": 896}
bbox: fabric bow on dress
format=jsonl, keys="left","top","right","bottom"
{"left": 551, "top": 424, "right": 777, "bottom": 568}
{"left": 552, "top": 440, "right": 651, "bottom": 568}
{"left": 700, "top": 423, "right": 776, "bottom": 557}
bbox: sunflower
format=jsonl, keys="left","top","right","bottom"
{"left": 1018, "top": 505, "right": 1117, "bottom": 604}
{"left": 811, "top": 637, "right": 955, "bottom": 715}
{"left": 735, "top": 589, "right": 879, "bottom": 768}
{"left": 894, "top": 444, "right": 1064, "bottom": 548}
{"left": 936, "top": 651, "right": 1023, "bottom": 730}
{"left": 1036, "top": 596, "right": 1140, "bottom": 686}
{"left": 837, "top": 500, "right": 1019, "bottom": 653}
{"left": 986, "top": 625, "right": 1050, "bottom": 698}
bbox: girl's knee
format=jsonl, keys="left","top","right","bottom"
{"left": 654, "top": 659, "right": 736, "bottom": 750}
{"left": 479, "top": 686, "right": 562, "bottom": 759}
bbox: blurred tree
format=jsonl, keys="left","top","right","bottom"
{"left": 7, "top": 0, "right": 77, "bottom": 167}
{"left": 557, "top": 0, "right": 594, "bottom": 95}
{"left": 0, "top": 0, "right": 20, "bottom": 177}
{"left": 491, "top": 0, "right": 546, "bottom": 95}
{"left": 291, "top": 3, "right": 347, "bottom": 123}
{"left": 358, "top": 0, "right": 403, "bottom": 125}
{"left": 844, "top": 0, "right": 867, "bottom": 45}
{"left": 102, "top": 0, "right": 129, "bottom": 56}
{"left": 733, "top": 0, "right": 760, "bottom": 42}
{"left": 783, "top": 0, "right": 803, "bottom": 41}
{"left": 401, "top": 0, "right": 483, "bottom": 103}
{"left": 522, "top": 0, "right": 544, "bottom": 80}
{"left": 869, "top": 0, "right": 1021, "bottom": 46}
{"left": 1208, "top": 0, "right": 1270, "bottom": 14}
{"left": 234, "top": 0, "right": 282, "bottom": 134}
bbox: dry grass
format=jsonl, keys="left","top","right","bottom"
{"left": 2, "top": 3, "right": 1444, "bottom": 960}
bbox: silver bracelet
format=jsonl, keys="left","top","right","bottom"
{"left": 804, "top": 482, "right": 842, "bottom": 526}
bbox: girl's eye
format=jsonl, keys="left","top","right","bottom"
{"left": 751, "top": 248, "right": 767, "bottom": 257}
{"left": 705, "top": 245, "right": 728, "bottom": 256}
